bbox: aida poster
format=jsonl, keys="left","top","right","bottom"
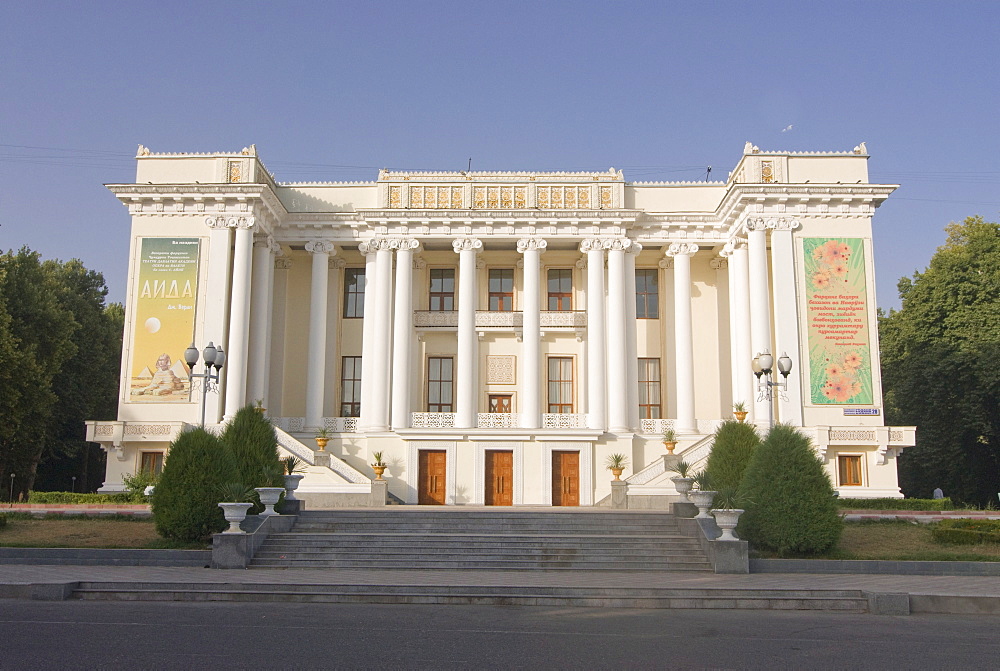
{"left": 804, "top": 237, "right": 874, "bottom": 405}
{"left": 128, "top": 238, "right": 200, "bottom": 403}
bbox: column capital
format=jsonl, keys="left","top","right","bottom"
{"left": 665, "top": 242, "right": 699, "bottom": 257}
{"left": 769, "top": 218, "right": 801, "bottom": 231}
{"left": 516, "top": 237, "right": 547, "bottom": 253}
{"left": 745, "top": 217, "right": 768, "bottom": 232}
{"left": 626, "top": 241, "right": 643, "bottom": 256}
{"left": 253, "top": 234, "right": 274, "bottom": 249}
{"left": 268, "top": 239, "right": 283, "bottom": 255}
{"left": 329, "top": 257, "right": 347, "bottom": 269}
{"left": 305, "top": 240, "right": 336, "bottom": 255}
{"left": 274, "top": 257, "right": 293, "bottom": 270}
{"left": 720, "top": 239, "right": 748, "bottom": 257}
{"left": 580, "top": 236, "right": 632, "bottom": 253}
{"left": 413, "top": 257, "right": 427, "bottom": 270}
{"left": 710, "top": 257, "right": 728, "bottom": 270}
{"left": 205, "top": 215, "right": 255, "bottom": 230}
{"left": 452, "top": 237, "right": 483, "bottom": 253}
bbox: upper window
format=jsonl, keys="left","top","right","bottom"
{"left": 838, "top": 455, "right": 863, "bottom": 486}
{"left": 343, "top": 268, "right": 365, "bottom": 318}
{"left": 489, "top": 269, "right": 514, "bottom": 311}
{"left": 547, "top": 269, "right": 572, "bottom": 311}
{"left": 638, "top": 358, "right": 662, "bottom": 419}
{"left": 635, "top": 269, "right": 659, "bottom": 319}
{"left": 427, "top": 357, "right": 454, "bottom": 413}
{"left": 340, "top": 356, "right": 362, "bottom": 417}
{"left": 429, "top": 268, "right": 455, "bottom": 311}
{"left": 547, "top": 357, "right": 574, "bottom": 413}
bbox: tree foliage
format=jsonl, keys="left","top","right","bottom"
{"left": 880, "top": 216, "right": 1000, "bottom": 505}
{"left": 704, "top": 420, "right": 760, "bottom": 496}
{"left": 219, "top": 405, "right": 284, "bottom": 512}
{"left": 738, "top": 424, "right": 842, "bottom": 556}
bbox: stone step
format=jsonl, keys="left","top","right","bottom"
{"left": 71, "top": 582, "right": 867, "bottom": 611}
{"left": 247, "top": 558, "right": 713, "bottom": 570}
{"left": 290, "top": 521, "right": 681, "bottom": 531}
{"left": 252, "top": 550, "right": 707, "bottom": 561}
{"left": 258, "top": 533, "right": 699, "bottom": 545}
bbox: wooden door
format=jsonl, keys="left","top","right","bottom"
{"left": 485, "top": 450, "right": 514, "bottom": 506}
{"left": 551, "top": 451, "right": 580, "bottom": 507}
{"left": 418, "top": 450, "right": 447, "bottom": 505}
{"left": 488, "top": 394, "right": 512, "bottom": 413}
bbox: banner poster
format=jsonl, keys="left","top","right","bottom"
{"left": 128, "top": 238, "right": 200, "bottom": 403}
{"left": 803, "top": 237, "right": 874, "bottom": 405}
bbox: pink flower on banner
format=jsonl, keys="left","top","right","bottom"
{"left": 843, "top": 352, "right": 863, "bottom": 369}
{"left": 812, "top": 271, "right": 831, "bottom": 289}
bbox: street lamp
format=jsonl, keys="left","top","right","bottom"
{"left": 184, "top": 341, "right": 226, "bottom": 428}
{"left": 752, "top": 350, "right": 792, "bottom": 428}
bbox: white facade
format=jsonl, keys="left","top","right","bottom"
{"left": 87, "top": 142, "right": 915, "bottom": 505}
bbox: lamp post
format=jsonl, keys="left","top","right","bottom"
{"left": 752, "top": 350, "right": 792, "bottom": 429}
{"left": 8, "top": 473, "right": 14, "bottom": 504}
{"left": 184, "top": 341, "right": 226, "bottom": 428}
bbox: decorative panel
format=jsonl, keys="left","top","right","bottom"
{"left": 486, "top": 355, "right": 516, "bottom": 384}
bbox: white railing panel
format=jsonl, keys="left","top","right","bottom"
{"left": 541, "top": 413, "right": 586, "bottom": 429}
{"left": 477, "top": 413, "right": 521, "bottom": 428}
{"left": 414, "top": 311, "right": 458, "bottom": 327}
{"left": 540, "top": 311, "right": 587, "bottom": 327}
{"left": 640, "top": 418, "right": 676, "bottom": 435}
{"left": 411, "top": 412, "right": 456, "bottom": 428}
{"left": 475, "top": 311, "right": 523, "bottom": 328}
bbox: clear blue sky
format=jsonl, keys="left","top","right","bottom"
{"left": 2, "top": 1, "right": 998, "bottom": 309}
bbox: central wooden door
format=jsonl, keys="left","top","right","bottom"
{"left": 551, "top": 451, "right": 580, "bottom": 507}
{"left": 485, "top": 450, "right": 513, "bottom": 506}
{"left": 418, "top": 450, "right": 447, "bottom": 505}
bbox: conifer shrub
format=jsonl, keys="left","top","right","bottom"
{"left": 151, "top": 428, "right": 238, "bottom": 542}
{"left": 219, "top": 405, "right": 284, "bottom": 513}
{"left": 738, "top": 423, "right": 842, "bottom": 555}
{"left": 705, "top": 420, "right": 761, "bottom": 495}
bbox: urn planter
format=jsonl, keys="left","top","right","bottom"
{"left": 255, "top": 487, "right": 285, "bottom": 516}
{"left": 314, "top": 437, "right": 329, "bottom": 451}
{"left": 282, "top": 474, "right": 304, "bottom": 500}
{"left": 733, "top": 411, "right": 748, "bottom": 422}
{"left": 688, "top": 490, "right": 717, "bottom": 519}
{"left": 218, "top": 502, "right": 253, "bottom": 533}
{"left": 371, "top": 465, "right": 387, "bottom": 480}
{"left": 610, "top": 467, "right": 624, "bottom": 481}
{"left": 662, "top": 440, "right": 677, "bottom": 454}
{"left": 711, "top": 509, "right": 744, "bottom": 541}
{"left": 670, "top": 476, "right": 695, "bottom": 502}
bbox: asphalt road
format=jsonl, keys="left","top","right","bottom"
{"left": 1, "top": 600, "right": 997, "bottom": 670}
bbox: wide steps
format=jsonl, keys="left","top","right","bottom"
{"left": 71, "top": 582, "right": 868, "bottom": 611}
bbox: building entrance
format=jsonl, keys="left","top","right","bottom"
{"left": 418, "top": 450, "right": 447, "bottom": 505}
{"left": 551, "top": 451, "right": 580, "bottom": 506}
{"left": 485, "top": 450, "right": 513, "bottom": 506}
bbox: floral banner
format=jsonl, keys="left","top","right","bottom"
{"left": 128, "top": 238, "right": 200, "bottom": 403}
{"left": 804, "top": 238, "right": 873, "bottom": 405}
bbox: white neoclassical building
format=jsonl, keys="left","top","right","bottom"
{"left": 87, "top": 142, "right": 914, "bottom": 505}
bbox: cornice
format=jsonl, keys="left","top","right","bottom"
{"left": 356, "top": 208, "right": 641, "bottom": 221}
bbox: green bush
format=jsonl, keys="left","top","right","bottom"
{"left": 27, "top": 491, "right": 135, "bottom": 504}
{"left": 931, "top": 519, "right": 1000, "bottom": 545}
{"left": 151, "top": 427, "right": 239, "bottom": 542}
{"left": 837, "top": 497, "right": 956, "bottom": 511}
{"left": 122, "top": 470, "right": 159, "bottom": 501}
{"left": 705, "top": 420, "right": 761, "bottom": 495}
{"left": 0, "top": 514, "right": 7, "bottom": 530}
{"left": 738, "top": 423, "right": 843, "bottom": 556}
{"left": 219, "top": 405, "right": 284, "bottom": 513}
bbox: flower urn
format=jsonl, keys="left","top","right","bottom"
{"left": 733, "top": 411, "right": 748, "bottom": 422}
{"left": 711, "top": 509, "right": 744, "bottom": 541}
{"left": 371, "top": 465, "right": 387, "bottom": 480}
{"left": 314, "top": 437, "right": 328, "bottom": 451}
{"left": 688, "top": 490, "right": 717, "bottom": 519}
{"left": 670, "top": 476, "right": 695, "bottom": 502}
{"left": 610, "top": 467, "right": 624, "bottom": 481}
{"left": 283, "top": 474, "right": 304, "bottom": 500}
{"left": 218, "top": 502, "right": 253, "bottom": 533}
{"left": 662, "top": 440, "right": 677, "bottom": 454}
{"left": 255, "top": 487, "right": 285, "bottom": 516}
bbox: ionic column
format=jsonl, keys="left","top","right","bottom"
{"left": 747, "top": 218, "right": 773, "bottom": 422}
{"left": 667, "top": 243, "right": 698, "bottom": 434}
{"left": 203, "top": 217, "right": 234, "bottom": 425}
{"left": 391, "top": 238, "right": 420, "bottom": 429}
{"left": 606, "top": 239, "right": 631, "bottom": 433}
{"left": 581, "top": 239, "right": 606, "bottom": 431}
{"left": 267, "top": 254, "right": 292, "bottom": 416}
{"left": 259, "top": 240, "right": 281, "bottom": 410}
{"left": 223, "top": 216, "right": 256, "bottom": 420}
{"left": 625, "top": 243, "right": 642, "bottom": 431}
{"left": 304, "top": 240, "right": 335, "bottom": 430}
{"left": 359, "top": 243, "right": 378, "bottom": 431}
{"left": 246, "top": 236, "right": 274, "bottom": 408}
{"left": 730, "top": 241, "right": 754, "bottom": 422}
{"left": 369, "top": 239, "right": 395, "bottom": 432}
{"left": 770, "top": 219, "right": 803, "bottom": 425}
{"left": 517, "top": 237, "right": 546, "bottom": 429}
{"left": 454, "top": 237, "right": 483, "bottom": 428}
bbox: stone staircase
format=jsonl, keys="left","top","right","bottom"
{"left": 247, "top": 508, "right": 712, "bottom": 571}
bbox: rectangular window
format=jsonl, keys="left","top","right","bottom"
{"left": 547, "top": 269, "right": 572, "bottom": 311}
{"left": 340, "top": 356, "right": 362, "bottom": 417}
{"left": 547, "top": 357, "right": 574, "bottom": 413}
{"left": 838, "top": 455, "right": 863, "bottom": 486}
{"left": 343, "top": 268, "right": 365, "bottom": 318}
{"left": 427, "top": 357, "right": 454, "bottom": 412}
{"left": 429, "top": 268, "right": 455, "bottom": 311}
{"left": 140, "top": 452, "right": 164, "bottom": 476}
{"left": 488, "top": 268, "right": 515, "bottom": 311}
{"left": 636, "top": 269, "right": 659, "bottom": 319}
{"left": 638, "top": 358, "right": 662, "bottom": 419}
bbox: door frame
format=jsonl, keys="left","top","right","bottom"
{"left": 473, "top": 441, "right": 523, "bottom": 505}
{"left": 406, "top": 441, "right": 458, "bottom": 504}
{"left": 541, "top": 442, "right": 594, "bottom": 506}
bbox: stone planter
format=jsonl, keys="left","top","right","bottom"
{"left": 283, "top": 474, "right": 304, "bottom": 500}
{"left": 218, "top": 502, "right": 253, "bottom": 533}
{"left": 610, "top": 467, "right": 624, "bottom": 481}
{"left": 255, "top": 487, "right": 285, "bottom": 516}
{"left": 314, "top": 437, "right": 328, "bottom": 451}
{"left": 711, "top": 508, "right": 744, "bottom": 541}
{"left": 662, "top": 440, "right": 677, "bottom": 454}
{"left": 371, "top": 465, "right": 386, "bottom": 480}
{"left": 733, "top": 411, "right": 748, "bottom": 422}
{"left": 670, "top": 476, "right": 694, "bottom": 502}
{"left": 688, "top": 490, "right": 717, "bottom": 519}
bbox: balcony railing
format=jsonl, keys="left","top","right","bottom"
{"left": 540, "top": 310, "right": 587, "bottom": 328}
{"left": 541, "top": 413, "right": 587, "bottom": 429}
{"left": 477, "top": 413, "right": 521, "bottom": 428}
{"left": 271, "top": 417, "right": 359, "bottom": 433}
{"left": 414, "top": 311, "right": 458, "bottom": 328}
{"left": 414, "top": 309, "right": 587, "bottom": 330}
{"left": 411, "top": 412, "right": 457, "bottom": 428}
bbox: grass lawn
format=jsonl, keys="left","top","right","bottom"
{"left": 754, "top": 520, "right": 1000, "bottom": 561}
{"left": 0, "top": 515, "right": 207, "bottom": 550}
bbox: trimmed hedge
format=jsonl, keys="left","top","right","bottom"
{"left": 837, "top": 497, "right": 956, "bottom": 511}
{"left": 705, "top": 420, "right": 761, "bottom": 495}
{"left": 0, "top": 514, "right": 6, "bottom": 530}
{"left": 932, "top": 519, "right": 1000, "bottom": 545}
{"left": 27, "top": 492, "right": 138, "bottom": 504}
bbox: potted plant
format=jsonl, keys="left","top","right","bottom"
{"left": 710, "top": 489, "right": 747, "bottom": 541}
{"left": 371, "top": 451, "right": 387, "bottom": 480}
{"left": 253, "top": 399, "right": 266, "bottom": 415}
{"left": 668, "top": 460, "right": 695, "bottom": 502}
{"left": 732, "top": 401, "right": 748, "bottom": 422}
{"left": 217, "top": 482, "right": 255, "bottom": 534}
{"left": 254, "top": 486, "right": 285, "bottom": 516}
{"left": 688, "top": 471, "right": 717, "bottom": 519}
{"left": 605, "top": 453, "right": 629, "bottom": 481}
{"left": 314, "top": 427, "right": 330, "bottom": 451}
{"left": 662, "top": 428, "right": 678, "bottom": 454}
{"left": 282, "top": 456, "right": 305, "bottom": 500}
